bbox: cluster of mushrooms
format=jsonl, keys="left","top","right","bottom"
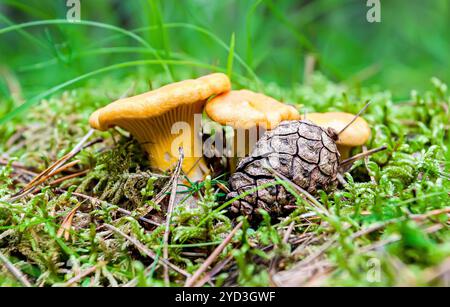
{"left": 89, "top": 73, "right": 371, "bottom": 218}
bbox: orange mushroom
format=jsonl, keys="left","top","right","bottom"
{"left": 301, "top": 112, "right": 371, "bottom": 159}
{"left": 89, "top": 73, "right": 231, "bottom": 180}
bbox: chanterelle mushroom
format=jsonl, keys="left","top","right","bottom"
{"left": 301, "top": 112, "right": 371, "bottom": 158}
{"left": 205, "top": 90, "right": 300, "bottom": 170}
{"left": 89, "top": 73, "right": 231, "bottom": 180}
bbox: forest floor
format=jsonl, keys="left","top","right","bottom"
{"left": 0, "top": 74, "right": 449, "bottom": 286}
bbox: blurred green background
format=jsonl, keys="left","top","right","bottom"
{"left": 0, "top": 0, "right": 449, "bottom": 109}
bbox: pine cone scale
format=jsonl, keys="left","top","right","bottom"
{"left": 228, "top": 120, "right": 340, "bottom": 219}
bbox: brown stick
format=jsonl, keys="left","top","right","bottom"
{"left": 0, "top": 159, "right": 38, "bottom": 175}
{"left": 48, "top": 169, "right": 89, "bottom": 186}
{"left": 141, "top": 167, "right": 179, "bottom": 217}
{"left": 61, "top": 262, "right": 105, "bottom": 287}
{"left": 9, "top": 130, "right": 95, "bottom": 201}
{"left": 359, "top": 223, "right": 444, "bottom": 253}
{"left": 57, "top": 204, "right": 81, "bottom": 240}
{"left": 185, "top": 221, "right": 243, "bottom": 287}
{"left": 340, "top": 145, "right": 387, "bottom": 167}
{"left": 24, "top": 168, "right": 89, "bottom": 196}
{"left": 362, "top": 145, "right": 377, "bottom": 184}
{"left": 0, "top": 229, "right": 14, "bottom": 241}
{"left": 163, "top": 147, "right": 184, "bottom": 286}
{"left": 54, "top": 188, "right": 161, "bottom": 227}
{"left": 193, "top": 255, "right": 234, "bottom": 287}
{"left": 283, "top": 221, "right": 295, "bottom": 244}
{"left": 0, "top": 251, "right": 32, "bottom": 287}
{"left": 350, "top": 207, "right": 450, "bottom": 240}
{"left": 103, "top": 223, "right": 189, "bottom": 278}
{"left": 337, "top": 100, "right": 371, "bottom": 136}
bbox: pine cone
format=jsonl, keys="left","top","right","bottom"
{"left": 227, "top": 120, "right": 340, "bottom": 219}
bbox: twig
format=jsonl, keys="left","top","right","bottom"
{"left": 0, "top": 159, "right": 38, "bottom": 176}
{"left": 9, "top": 129, "right": 95, "bottom": 201}
{"left": 350, "top": 207, "right": 450, "bottom": 240}
{"left": 61, "top": 262, "right": 105, "bottom": 287}
{"left": 410, "top": 207, "right": 450, "bottom": 221}
{"left": 363, "top": 145, "right": 377, "bottom": 184}
{"left": 140, "top": 168, "right": 179, "bottom": 217}
{"left": 336, "top": 173, "right": 347, "bottom": 186}
{"left": 363, "top": 223, "right": 444, "bottom": 253}
{"left": 54, "top": 188, "right": 161, "bottom": 227}
{"left": 0, "top": 251, "right": 32, "bottom": 287}
{"left": 0, "top": 229, "right": 14, "bottom": 241}
{"left": 337, "top": 100, "right": 371, "bottom": 136}
{"left": 35, "top": 130, "right": 93, "bottom": 184}
{"left": 185, "top": 221, "right": 243, "bottom": 287}
{"left": 163, "top": 147, "right": 184, "bottom": 286}
{"left": 293, "top": 236, "right": 337, "bottom": 267}
{"left": 283, "top": 221, "right": 295, "bottom": 244}
{"left": 193, "top": 255, "right": 233, "bottom": 287}
{"left": 48, "top": 170, "right": 90, "bottom": 187}
{"left": 50, "top": 159, "right": 81, "bottom": 175}
{"left": 340, "top": 145, "right": 387, "bottom": 168}
{"left": 269, "top": 221, "right": 296, "bottom": 277}
{"left": 103, "top": 223, "right": 189, "bottom": 278}
{"left": 29, "top": 169, "right": 89, "bottom": 195}
{"left": 303, "top": 54, "right": 316, "bottom": 86}
{"left": 82, "top": 138, "right": 103, "bottom": 149}
{"left": 5, "top": 127, "right": 27, "bottom": 148}
{"left": 424, "top": 257, "right": 450, "bottom": 284}
{"left": 57, "top": 204, "right": 81, "bottom": 240}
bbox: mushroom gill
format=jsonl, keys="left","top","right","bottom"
{"left": 89, "top": 73, "right": 231, "bottom": 181}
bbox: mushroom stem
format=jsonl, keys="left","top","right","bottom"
{"left": 337, "top": 144, "right": 351, "bottom": 160}
{"left": 116, "top": 101, "right": 209, "bottom": 181}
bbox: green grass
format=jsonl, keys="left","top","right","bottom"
{"left": 0, "top": 0, "right": 449, "bottom": 287}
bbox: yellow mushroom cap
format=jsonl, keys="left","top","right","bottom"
{"left": 205, "top": 90, "right": 300, "bottom": 130}
{"left": 302, "top": 112, "right": 371, "bottom": 146}
{"left": 89, "top": 73, "right": 231, "bottom": 130}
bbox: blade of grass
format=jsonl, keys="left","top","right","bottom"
{"left": 147, "top": 0, "right": 174, "bottom": 79}
{"left": 0, "top": 13, "right": 48, "bottom": 51}
{"left": 16, "top": 46, "right": 254, "bottom": 89}
{"left": 0, "top": 19, "right": 173, "bottom": 81}
{"left": 226, "top": 32, "right": 235, "bottom": 78}
{"left": 18, "top": 47, "right": 196, "bottom": 72}
{"left": 262, "top": 0, "right": 315, "bottom": 52}
{"left": 147, "top": 0, "right": 171, "bottom": 58}
{"left": 84, "top": 23, "right": 261, "bottom": 86}
{"left": 1, "top": 0, "right": 51, "bottom": 19}
{"left": 245, "top": 0, "right": 263, "bottom": 68}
